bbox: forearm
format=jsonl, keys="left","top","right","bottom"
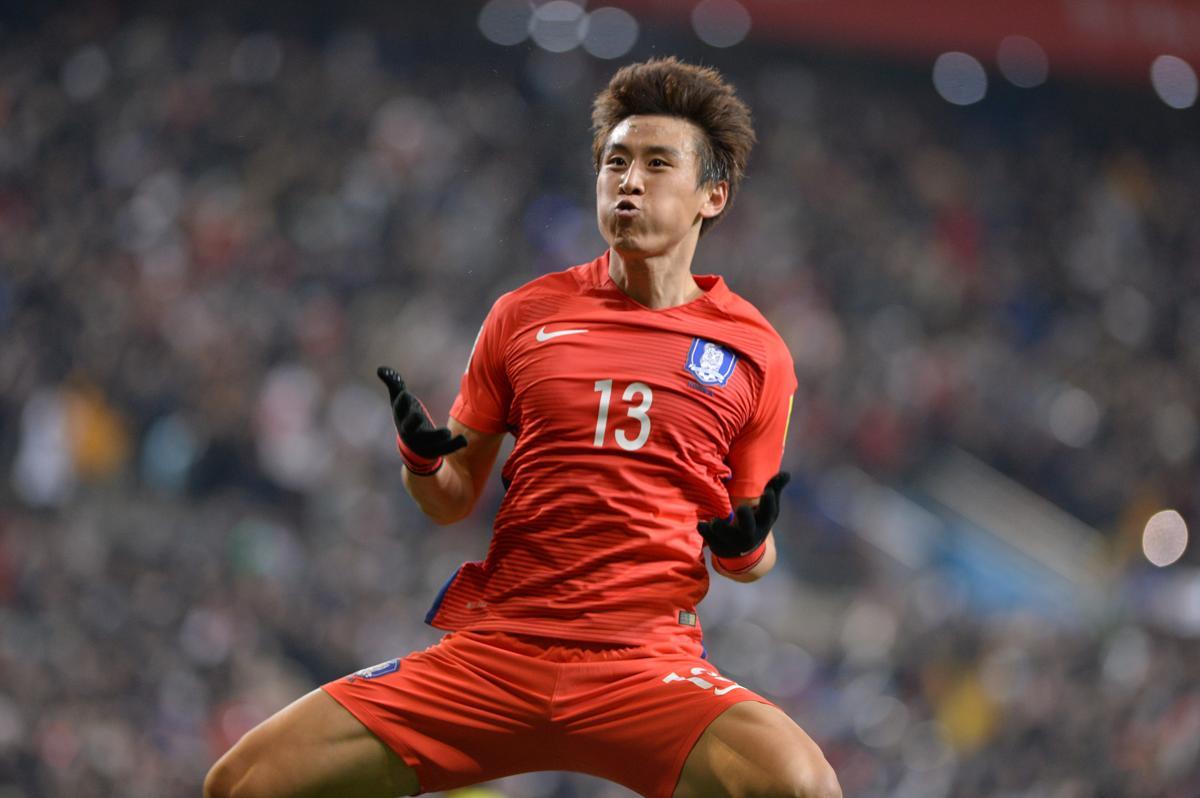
{"left": 402, "top": 460, "right": 475, "bottom": 524}
{"left": 398, "top": 419, "right": 505, "bottom": 525}
{"left": 712, "top": 532, "right": 776, "bottom": 582}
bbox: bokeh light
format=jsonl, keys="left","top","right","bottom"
{"left": 582, "top": 7, "right": 639, "bottom": 60}
{"left": 1046, "top": 385, "right": 1101, "bottom": 448}
{"left": 1150, "top": 55, "right": 1198, "bottom": 109}
{"left": 529, "top": 1, "right": 586, "bottom": 53}
{"left": 691, "top": 0, "right": 752, "bottom": 48}
{"left": 932, "top": 52, "right": 988, "bottom": 105}
{"left": 1142, "top": 509, "right": 1188, "bottom": 567}
{"left": 478, "top": 0, "right": 533, "bottom": 47}
{"left": 997, "top": 35, "right": 1048, "bottom": 88}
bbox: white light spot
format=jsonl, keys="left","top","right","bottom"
{"left": 478, "top": 0, "right": 533, "bottom": 47}
{"left": 997, "top": 35, "right": 1048, "bottom": 88}
{"left": 13, "top": 390, "right": 74, "bottom": 506}
{"left": 1150, "top": 55, "right": 1198, "bottom": 109}
{"left": 582, "top": 7, "right": 639, "bottom": 60}
{"left": 1142, "top": 509, "right": 1188, "bottom": 567}
{"left": 529, "top": 0, "right": 586, "bottom": 53}
{"left": 230, "top": 33, "right": 283, "bottom": 84}
{"left": 932, "top": 52, "right": 988, "bottom": 105}
{"left": 692, "top": 0, "right": 752, "bottom": 48}
{"left": 62, "top": 45, "right": 111, "bottom": 101}
{"left": 1047, "top": 386, "right": 1101, "bottom": 448}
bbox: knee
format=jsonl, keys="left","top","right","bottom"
{"left": 203, "top": 750, "right": 251, "bottom": 798}
{"left": 203, "top": 761, "right": 228, "bottom": 798}
{"left": 776, "top": 755, "right": 841, "bottom": 798}
{"left": 203, "top": 757, "right": 234, "bottom": 798}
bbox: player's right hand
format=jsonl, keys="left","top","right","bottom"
{"left": 377, "top": 366, "right": 467, "bottom": 475}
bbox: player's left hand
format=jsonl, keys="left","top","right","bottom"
{"left": 698, "top": 472, "right": 790, "bottom": 557}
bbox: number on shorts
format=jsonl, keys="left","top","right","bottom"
{"left": 662, "top": 667, "right": 744, "bottom": 696}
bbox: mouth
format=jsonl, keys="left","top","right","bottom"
{"left": 614, "top": 200, "right": 640, "bottom": 217}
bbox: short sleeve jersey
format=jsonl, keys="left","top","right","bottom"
{"left": 431, "top": 252, "right": 797, "bottom": 645}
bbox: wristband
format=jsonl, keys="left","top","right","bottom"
{"left": 396, "top": 434, "right": 443, "bottom": 476}
{"left": 714, "top": 540, "right": 767, "bottom": 574}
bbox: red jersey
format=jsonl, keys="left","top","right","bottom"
{"left": 430, "top": 252, "right": 797, "bottom": 645}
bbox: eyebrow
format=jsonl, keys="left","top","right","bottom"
{"left": 605, "top": 143, "right": 685, "bottom": 160}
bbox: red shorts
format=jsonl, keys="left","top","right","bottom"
{"left": 321, "top": 630, "right": 772, "bottom": 798}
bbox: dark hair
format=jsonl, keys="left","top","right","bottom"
{"left": 591, "top": 57, "right": 756, "bottom": 235}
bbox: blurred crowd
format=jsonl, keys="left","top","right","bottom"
{"left": 1, "top": 5, "right": 1197, "bottom": 797}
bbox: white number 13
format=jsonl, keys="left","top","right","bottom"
{"left": 593, "top": 379, "right": 653, "bottom": 451}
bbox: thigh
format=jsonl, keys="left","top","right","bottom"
{"left": 204, "top": 688, "right": 418, "bottom": 798}
{"left": 672, "top": 701, "right": 840, "bottom": 798}
{"left": 556, "top": 652, "right": 773, "bottom": 798}
{"left": 322, "top": 634, "right": 561, "bottom": 793}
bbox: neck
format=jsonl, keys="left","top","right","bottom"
{"left": 608, "top": 244, "right": 703, "bottom": 310}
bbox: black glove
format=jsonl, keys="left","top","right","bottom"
{"left": 377, "top": 366, "right": 466, "bottom": 475}
{"left": 698, "top": 472, "right": 790, "bottom": 564}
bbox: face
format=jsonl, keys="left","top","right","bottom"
{"left": 596, "top": 115, "right": 728, "bottom": 256}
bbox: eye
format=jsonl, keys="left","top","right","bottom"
{"left": 649, "top": 158, "right": 668, "bottom": 168}
{"left": 606, "top": 155, "right": 627, "bottom": 168}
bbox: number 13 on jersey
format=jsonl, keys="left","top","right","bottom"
{"left": 593, "top": 379, "right": 652, "bottom": 451}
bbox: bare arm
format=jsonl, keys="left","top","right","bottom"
{"left": 711, "top": 495, "right": 777, "bottom": 583}
{"left": 403, "top": 418, "right": 506, "bottom": 525}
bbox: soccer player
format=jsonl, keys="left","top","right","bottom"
{"left": 205, "top": 58, "right": 841, "bottom": 798}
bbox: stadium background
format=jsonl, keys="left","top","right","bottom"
{"left": 1, "top": 0, "right": 1198, "bottom": 795}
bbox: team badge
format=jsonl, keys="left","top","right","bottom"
{"left": 348, "top": 658, "right": 399, "bottom": 682}
{"left": 685, "top": 338, "right": 737, "bottom": 387}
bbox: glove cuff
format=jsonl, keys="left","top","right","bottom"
{"left": 397, "top": 434, "right": 443, "bottom": 476}
{"left": 714, "top": 540, "right": 767, "bottom": 574}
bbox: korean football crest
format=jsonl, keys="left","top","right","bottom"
{"left": 685, "top": 338, "right": 737, "bottom": 387}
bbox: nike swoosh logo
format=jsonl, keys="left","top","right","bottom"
{"left": 536, "top": 326, "right": 588, "bottom": 342}
{"left": 713, "top": 685, "right": 744, "bottom": 696}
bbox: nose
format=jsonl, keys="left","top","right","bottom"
{"left": 619, "top": 162, "right": 644, "bottom": 194}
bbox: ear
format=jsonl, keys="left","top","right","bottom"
{"left": 698, "top": 180, "right": 729, "bottom": 220}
